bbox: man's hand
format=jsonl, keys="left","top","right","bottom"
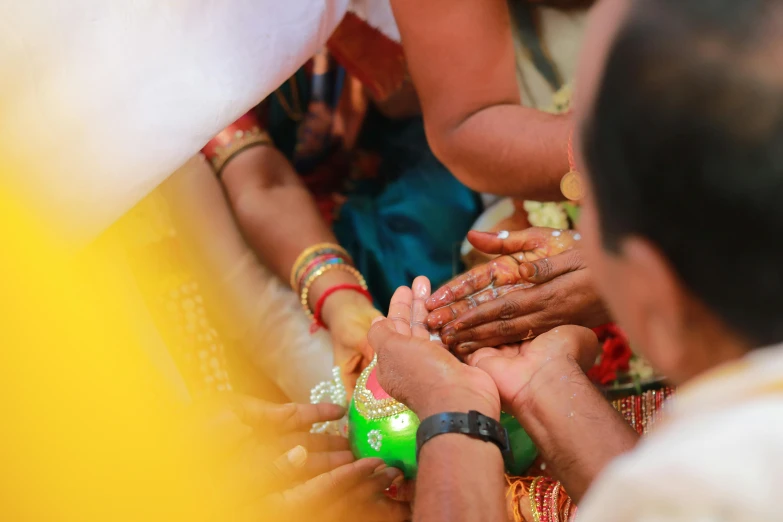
{"left": 368, "top": 276, "right": 500, "bottom": 420}
{"left": 466, "top": 326, "right": 600, "bottom": 412}
{"left": 426, "top": 228, "right": 609, "bottom": 356}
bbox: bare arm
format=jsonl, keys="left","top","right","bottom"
{"left": 220, "top": 146, "right": 363, "bottom": 328}
{"left": 512, "top": 358, "right": 638, "bottom": 502}
{"left": 390, "top": 0, "right": 570, "bottom": 199}
{"left": 415, "top": 434, "right": 507, "bottom": 522}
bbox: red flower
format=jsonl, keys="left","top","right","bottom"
{"left": 588, "top": 323, "right": 633, "bottom": 385}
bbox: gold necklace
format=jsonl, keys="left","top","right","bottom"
{"left": 275, "top": 77, "right": 304, "bottom": 122}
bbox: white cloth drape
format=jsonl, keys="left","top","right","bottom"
{"left": 0, "top": 0, "right": 396, "bottom": 247}
{"left": 578, "top": 344, "right": 783, "bottom": 522}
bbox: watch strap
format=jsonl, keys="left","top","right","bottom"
{"left": 416, "top": 410, "right": 514, "bottom": 468}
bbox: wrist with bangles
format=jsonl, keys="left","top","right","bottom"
{"left": 290, "top": 242, "right": 372, "bottom": 332}
{"left": 506, "top": 475, "right": 575, "bottom": 522}
{"left": 201, "top": 111, "right": 273, "bottom": 177}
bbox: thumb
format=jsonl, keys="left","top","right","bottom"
{"left": 367, "top": 317, "right": 402, "bottom": 357}
{"left": 519, "top": 249, "right": 584, "bottom": 284}
{"left": 467, "top": 348, "right": 507, "bottom": 378}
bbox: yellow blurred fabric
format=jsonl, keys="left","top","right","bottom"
{"left": 0, "top": 189, "right": 218, "bottom": 521}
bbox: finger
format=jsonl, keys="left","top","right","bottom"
{"left": 410, "top": 276, "right": 432, "bottom": 339}
{"left": 519, "top": 249, "right": 585, "bottom": 285}
{"left": 364, "top": 466, "right": 405, "bottom": 495}
{"left": 285, "top": 458, "right": 387, "bottom": 503}
{"left": 298, "top": 450, "right": 356, "bottom": 479}
{"left": 279, "top": 433, "right": 351, "bottom": 453}
{"left": 466, "top": 228, "right": 551, "bottom": 255}
{"left": 271, "top": 445, "right": 310, "bottom": 481}
{"left": 426, "top": 257, "right": 521, "bottom": 310}
{"left": 387, "top": 286, "right": 413, "bottom": 336}
{"left": 439, "top": 285, "right": 540, "bottom": 340}
{"left": 426, "top": 300, "right": 472, "bottom": 329}
{"left": 276, "top": 403, "right": 348, "bottom": 433}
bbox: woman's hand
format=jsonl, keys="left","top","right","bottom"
{"left": 368, "top": 276, "right": 500, "bottom": 420}
{"left": 322, "top": 289, "right": 383, "bottom": 390}
{"left": 426, "top": 228, "right": 610, "bottom": 356}
{"left": 188, "top": 394, "right": 410, "bottom": 522}
{"left": 265, "top": 457, "right": 410, "bottom": 522}
{"left": 466, "top": 326, "right": 600, "bottom": 413}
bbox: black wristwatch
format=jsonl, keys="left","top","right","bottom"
{"left": 416, "top": 410, "right": 514, "bottom": 468}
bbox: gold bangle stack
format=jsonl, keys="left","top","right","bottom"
{"left": 290, "top": 242, "right": 367, "bottom": 321}
{"left": 289, "top": 242, "right": 353, "bottom": 290}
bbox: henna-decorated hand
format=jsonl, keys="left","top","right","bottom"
{"left": 426, "top": 228, "right": 610, "bottom": 357}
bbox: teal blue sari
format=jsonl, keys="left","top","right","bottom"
{"left": 263, "top": 67, "right": 480, "bottom": 311}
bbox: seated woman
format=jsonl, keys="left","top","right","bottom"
{"left": 203, "top": 43, "right": 480, "bottom": 387}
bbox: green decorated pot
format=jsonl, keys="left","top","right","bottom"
{"left": 348, "top": 359, "right": 538, "bottom": 479}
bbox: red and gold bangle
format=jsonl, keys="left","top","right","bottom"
{"left": 300, "top": 263, "right": 367, "bottom": 320}
{"left": 529, "top": 477, "right": 543, "bottom": 522}
{"left": 201, "top": 112, "right": 272, "bottom": 176}
{"left": 290, "top": 242, "right": 352, "bottom": 290}
{"left": 310, "top": 283, "right": 373, "bottom": 332}
{"left": 297, "top": 256, "right": 347, "bottom": 293}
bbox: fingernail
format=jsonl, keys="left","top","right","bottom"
{"left": 287, "top": 445, "right": 308, "bottom": 468}
{"left": 520, "top": 263, "right": 537, "bottom": 280}
{"left": 371, "top": 317, "right": 384, "bottom": 325}
{"left": 382, "top": 467, "right": 404, "bottom": 481}
{"left": 385, "top": 483, "right": 399, "bottom": 499}
{"left": 497, "top": 230, "right": 510, "bottom": 239}
{"left": 374, "top": 463, "right": 388, "bottom": 473}
{"left": 457, "top": 343, "right": 477, "bottom": 354}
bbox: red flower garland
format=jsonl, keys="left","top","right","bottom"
{"left": 587, "top": 324, "right": 633, "bottom": 386}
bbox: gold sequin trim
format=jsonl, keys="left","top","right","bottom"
{"left": 353, "top": 357, "right": 410, "bottom": 420}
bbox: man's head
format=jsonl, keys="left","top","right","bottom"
{"left": 575, "top": 0, "right": 783, "bottom": 384}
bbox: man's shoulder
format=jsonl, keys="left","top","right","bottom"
{"left": 577, "top": 397, "right": 783, "bottom": 521}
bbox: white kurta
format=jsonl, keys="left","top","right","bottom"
{"left": 0, "top": 0, "right": 396, "bottom": 247}
{"left": 578, "top": 344, "right": 783, "bottom": 521}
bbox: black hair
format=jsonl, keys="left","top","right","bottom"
{"left": 583, "top": 0, "right": 783, "bottom": 347}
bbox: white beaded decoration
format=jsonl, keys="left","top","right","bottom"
{"left": 309, "top": 366, "right": 348, "bottom": 436}
{"left": 368, "top": 429, "right": 383, "bottom": 451}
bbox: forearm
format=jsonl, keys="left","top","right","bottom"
{"left": 512, "top": 358, "right": 638, "bottom": 502}
{"left": 416, "top": 434, "right": 507, "bottom": 522}
{"left": 222, "top": 146, "right": 336, "bottom": 284}
{"left": 430, "top": 106, "right": 570, "bottom": 200}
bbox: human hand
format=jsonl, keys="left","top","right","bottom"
{"left": 466, "top": 326, "right": 600, "bottom": 413}
{"left": 368, "top": 276, "right": 500, "bottom": 420}
{"left": 189, "top": 394, "right": 409, "bottom": 521}
{"left": 427, "top": 229, "right": 609, "bottom": 356}
{"left": 262, "top": 457, "right": 411, "bottom": 522}
{"left": 322, "top": 289, "right": 383, "bottom": 391}
{"left": 189, "top": 394, "right": 354, "bottom": 496}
